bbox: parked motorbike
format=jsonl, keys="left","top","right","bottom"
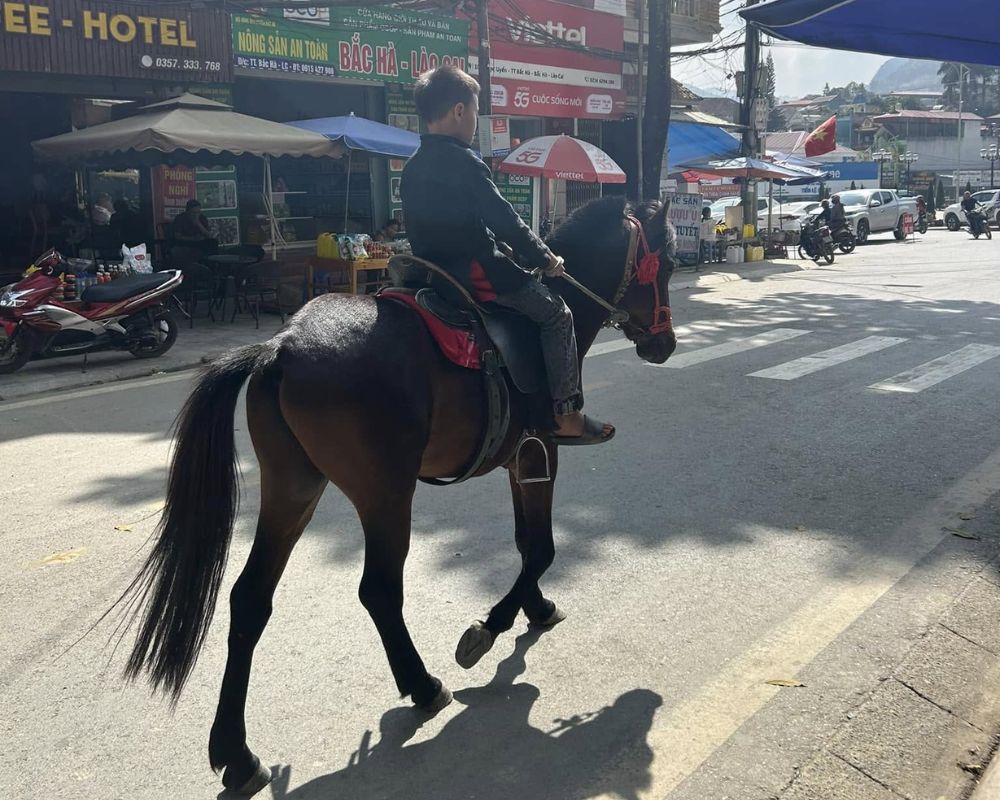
{"left": 831, "top": 221, "right": 857, "bottom": 254}
{"left": 0, "top": 249, "right": 183, "bottom": 374}
{"left": 916, "top": 211, "right": 929, "bottom": 235}
{"left": 966, "top": 209, "right": 993, "bottom": 240}
{"left": 798, "top": 219, "right": 836, "bottom": 264}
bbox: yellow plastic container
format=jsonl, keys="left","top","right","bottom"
{"left": 316, "top": 233, "right": 340, "bottom": 259}
{"left": 743, "top": 223, "right": 756, "bottom": 239}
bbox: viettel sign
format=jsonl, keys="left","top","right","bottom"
{"left": 0, "top": 0, "right": 233, "bottom": 82}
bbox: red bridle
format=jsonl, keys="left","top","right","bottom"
{"left": 620, "top": 215, "right": 673, "bottom": 337}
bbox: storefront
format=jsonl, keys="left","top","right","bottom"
{"left": 230, "top": 5, "right": 470, "bottom": 251}
{"left": 0, "top": 0, "right": 232, "bottom": 270}
{"left": 464, "top": 0, "right": 626, "bottom": 224}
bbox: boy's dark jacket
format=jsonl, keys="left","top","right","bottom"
{"left": 400, "top": 134, "right": 550, "bottom": 295}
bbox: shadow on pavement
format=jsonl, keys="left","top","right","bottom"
{"left": 264, "top": 629, "right": 662, "bottom": 800}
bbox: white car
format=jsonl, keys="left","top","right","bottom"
{"left": 707, "top": 197, "right": 811, "bottom": 232}
{"left": 942, "top": 189, "right": 1000, "bottom": 231}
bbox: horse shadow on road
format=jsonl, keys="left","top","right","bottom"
{"left": 262, "top": 629, "right": 663, "bottom": 800}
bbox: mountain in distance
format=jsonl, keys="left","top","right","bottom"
{"left": 868, "top": 58, "right": 944, "bottom": 94}
{"left": 686, "top": 84, "right": 736, "bottom": 100}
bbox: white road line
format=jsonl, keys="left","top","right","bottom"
{"left": 749, "top": 336, "right": 908, "bottom": 381}
{"left": 651, "top": 328, "right": 811, "bottom": 369}
{"left": 638, "top": 442, "right": 1000, "bottom": 798}
{"left": 587, "top": 339, "right": 634, "bottom": 358}
{"left": 0, "top": 371, "right": 193, "bottom": 412}
{"left": 869, "top": 343, "right": 1000, "bottom": 393}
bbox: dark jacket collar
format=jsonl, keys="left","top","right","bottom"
{"left": 420, "top": 133, "right": 472, "bottom": 150}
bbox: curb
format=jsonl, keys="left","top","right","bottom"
{"left": 971, "top": 741, "right": 1000, "bottom": 799}
{"left": 670, "top": 258, "right": 815, "bottom": 292}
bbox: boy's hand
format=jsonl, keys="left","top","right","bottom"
{"left": 544, "top": 251, "right": 565, "bottom": 277}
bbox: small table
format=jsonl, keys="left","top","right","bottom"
{"left": 307, "top": 257, "right": 390, "bottom": 297}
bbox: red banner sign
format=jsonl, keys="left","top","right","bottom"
{"left": 466, "top": 0, "right": 624, "bottom": 120}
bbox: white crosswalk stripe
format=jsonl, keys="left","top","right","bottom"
{"left": 869, "top": 344, "right": 1000, "bottom": 393}
{"left": 652, "top": 328, "right": 811, "bottom": 369}
{"left": 749, "top": 336, "right": 909, "bottom": 381}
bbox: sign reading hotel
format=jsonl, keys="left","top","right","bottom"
{"left": 466, "top": 0, "right": 624, "bottom": 119}
{"left": 232, "top": 7, "right": 468, "bottom": 83}
{"left": 0, "top": 0, "right": 232, "bottom": 81}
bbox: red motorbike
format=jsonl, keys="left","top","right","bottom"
{"left": 0, "top": 249, "right": 183, "bottom": 374}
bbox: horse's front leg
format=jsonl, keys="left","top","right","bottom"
{"left": 456, "top": 443, "right": 564, "bottom": 669}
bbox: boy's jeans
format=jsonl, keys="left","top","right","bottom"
{"left": 493, "top": 279, "right": 583, "bottom": 415}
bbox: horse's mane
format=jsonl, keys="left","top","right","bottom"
{"left": 547, "top": 194, "right": 677, "bottom": 261}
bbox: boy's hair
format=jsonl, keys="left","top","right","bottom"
{"left": 414, "top": 65, "right": 480, "bottom": 123}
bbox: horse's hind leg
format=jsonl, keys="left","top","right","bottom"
{"left": 208, "top": 375, "right": 327, "bottom": 794}
{"left": 456, "top": 444, "right": 563, "bottom": 670}
{"left": 355, "top": 490, "right": 452, "bottom": 711}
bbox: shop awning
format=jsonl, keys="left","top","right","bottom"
{"left": 666, "top": 122, "right": 741, "bottom": 172}
{"left": 32, "top": 93, "right": 343, "bottom": 164}
{"left": 741, "top": 0, "right": 1000, "bottom": 67}
{"left": 288, "top": 113, "right": 420, "bottom": 159}
{"left": 680, "top": 157, "right": 826, "bottom": 184}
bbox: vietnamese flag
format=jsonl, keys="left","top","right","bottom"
{"left": 804, "top": 115, "right": 837, "bottom": 158}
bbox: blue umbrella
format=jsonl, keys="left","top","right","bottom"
{"left": 287, "top": 112, "right": 419, "bottom": 158}
{"left": 287, "top": 113, "right": 421, "bottom": 231}
{"left": 741, "top": 0, "right": 1000, "bottom": 67}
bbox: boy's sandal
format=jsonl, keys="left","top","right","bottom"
{"left": 554, "top": 416, "right": 616, "bottom": 446}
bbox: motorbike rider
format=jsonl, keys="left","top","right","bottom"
{"left": 962, "top": 191, "right": 986, "bottom": 233}
{"left": 814, "top": 199, "right": 832, "bottom": 226}
{"left": 915, "top": 195, "right": 927, "bottom": 217}
{"left": 829, "top": 195, "right": 847, "bottom": 232}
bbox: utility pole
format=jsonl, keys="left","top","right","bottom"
{"left": 955, "top": 64, "right": 966, "bottom": 202}
{"left": 640, "top": 0, "right": 671, "bottom": 200}
{"left": 740, "top": 0, "right": 762, "bottom": 226}
{"left": 636, "top": 0, "right": 645, "bottom": 201}
{"left": 475, "top": 0, "right": 492, "bottom": 115}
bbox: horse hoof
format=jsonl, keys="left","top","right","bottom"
{"left": 418, "top": 684, "right": 454, "bottom": 714}
{"left": 532, "top": 605, "right": 567, "bottom": 628}
{"left": 222, "top": 757, "right": 272, "bottom": 796}
{"left": 456, "top": 621, "right": 495, "bottom": 669}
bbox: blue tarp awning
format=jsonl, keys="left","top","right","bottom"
{"left": 666, "top": 122, "right": 741, "bottom": 172}
{"left": 741, "top": 0, "right": 1000, "bottom": 67}
{"left": 288, "top": 113, "right": 420, "bottom": 158}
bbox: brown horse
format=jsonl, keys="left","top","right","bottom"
{"left": 120, "top": 195, "right": 677, "bottom": 795}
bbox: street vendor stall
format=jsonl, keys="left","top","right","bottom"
{"left": 288, "top": 114, "right": 421, "bottom": 296}
{"left": 32, "top": 94, "right": 344, "bottom": 259}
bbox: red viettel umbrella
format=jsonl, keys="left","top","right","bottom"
{"left": 499, "top": 135, "right": 626, "bottom": 184}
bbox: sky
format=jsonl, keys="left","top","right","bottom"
{"left": 671, "top": 6, "right": 890, "bottom": 100}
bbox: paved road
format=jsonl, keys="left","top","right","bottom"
{"left": 2, "top": 227, "right": 1000, "bottom": 800}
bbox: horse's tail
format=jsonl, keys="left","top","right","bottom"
{"left": 121, "top": 342, "right": 276, "bottom": 700}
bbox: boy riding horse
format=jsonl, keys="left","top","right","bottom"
{"left": 400, "top": 65, "right": 614, "bottom": 445}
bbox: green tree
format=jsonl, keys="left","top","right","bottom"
{"left": 926, "top": 183, "right": 936, "bottom": 212}
{"left": 764, "top": 53, "right": 785, "bottom": 131}
{"left": 850, "top": 181, "right": 857, "bottom": 190}
{"left": 936, "top": 179, "right": 946, "bottom": 209}
{"left": 966, "top": 180, "right": 973, "bottom": 194}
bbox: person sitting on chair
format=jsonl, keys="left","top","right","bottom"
{"left": 173, "top": 199, "right": 218, "bottom": 254}
{"left": 375, "top": 218, "right": 401, "bottom": 243}
{"left": 400, "top": 65, "right": 613, "bottom": 445}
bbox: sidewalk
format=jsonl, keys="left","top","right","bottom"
{"left": 0, "top": 257, "right": 809, "bottom": 402}
{"left": 0, "top": 314, "right": 281, "bottom": 402}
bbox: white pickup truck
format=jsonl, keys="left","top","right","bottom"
{"left": 836, "top": 189, "right": 919, "bottom": 244}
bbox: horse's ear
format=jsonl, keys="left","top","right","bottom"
{"left": 646, "top": 200, "right": 670, "bottom": 235}
{"left": 643, "top": 201, "right": 670, "bottom": 248}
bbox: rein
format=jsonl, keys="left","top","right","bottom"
{"left": 563, "top": 214, "right": 673, "bottom": 338}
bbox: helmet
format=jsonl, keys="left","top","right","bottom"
{"left": 28, "top": 248, "right": 64, "bottom": 276}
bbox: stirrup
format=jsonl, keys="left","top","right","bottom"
{"left": 514, "top": 434, "right": 552, "bottom": 485}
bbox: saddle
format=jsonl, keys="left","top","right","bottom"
{"left": 379, "top": 255, "right": 550, "bottom": 486}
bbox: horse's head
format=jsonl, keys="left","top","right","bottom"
{"left": 620, "top": 201, "right": 677, "bottom": 364}
{"left": 548, "top": 195, "right": 677, "bottom": 364}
